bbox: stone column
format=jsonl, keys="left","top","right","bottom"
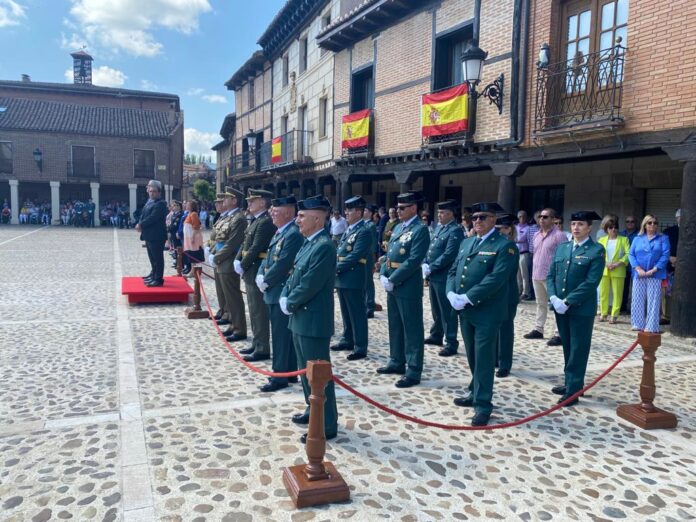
{"left": 90, "top": 182, "right": 100, "bottom": 227}
{"left": 50, "top": 181, "right": 60, "bottom": 225}
{"left": 491, "top": 162, "right": 527, "bottom": 213}
{"left": 9, "top": 180, "right": 19, "bottom": 225}
{"left": 128, "top": 183, "right": 138, "bottom": 218}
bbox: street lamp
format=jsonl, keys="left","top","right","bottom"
{"left": 461, "top": 43, "right": 504, "bottom": 115}
{"left": 537, "top": 43, "right": 551, "bottom": 69}
{"left": 33, "top": 148, "right": 43, "bottom": 172}
{"left": 246, "top": 131, "right": 257, "bottom": 152}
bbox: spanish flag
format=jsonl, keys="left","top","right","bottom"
{"left": 342, "top": 109, "right": 371, "bottom": 150}
{"left": 271, "top": 136, "right": 282, "bottom": 164}
{"left": 421, "top": 83, "right": 469, "bottom": 137}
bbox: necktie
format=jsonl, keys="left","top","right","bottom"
{"left": 472, "top": 237, "right": 482, "bottom": 250}
{"left": 573, "top": 243, "right": 580, "bottom": 252}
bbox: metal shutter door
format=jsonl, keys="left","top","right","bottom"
{"left": 645, "top": 189, "right": 681, "bottom": 231}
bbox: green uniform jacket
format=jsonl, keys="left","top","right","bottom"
{"left": 236, "top": 211, "right": 277, "bottom": 273}
{"left": 426, "top": 220, "right": 465, "bottom": 283}
{"left": 380, "top": 217, "right": 430, "bottom": 300}
{"left": 547, "top": 238, "right": 605, "bottom": 317}
{"left": 335, "top": 220, "right": 371, "bottom": 290}
{"left": 446, "top": 230, "right": 518, "bottom": 321}
{"left": 213, "top": 209, "right": 247, "bottom": 274}
{"left": 260, "top": 222, "right": 304, "bottom": 305}
{"left": 282, "top": 230, "right": 337, "bottom": 338}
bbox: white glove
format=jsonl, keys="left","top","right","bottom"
{"left": 233, "top": 259, "right": 243, "bottom": 276}
{"left": 550, "top": 295, "right": 569, "bottom": 314}
{"left": 207, "top": 254, "right": 216, "bottom": 267}
{"left": 204, "top": 245, "right": 210, "bottom": 259}
{"left": 279, "top": 297, "right": 291, "bottom": 315}
{"left": 447, "top": 291, "right": 457, "bottom": 307}
{"left": 421, "top": 263, "right": 431, "bottom": 279}
{"left": 380, "top": 275, "right": 394, "bottom": 292}
{"left": 255, "top": 274, "right": 268, "bottom": 292}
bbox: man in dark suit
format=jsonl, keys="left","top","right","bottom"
{"left": 256, "top": 196, "right": 304, "bottom": 392}
{"left": 136, "top": 180, "right": 168, "bottom": 287}
{"left": 280, "top": 195, "right": 338, "bottom": 443}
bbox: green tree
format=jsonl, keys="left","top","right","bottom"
{"left": 193, "top": 179, "right": 215, "bottom": 203}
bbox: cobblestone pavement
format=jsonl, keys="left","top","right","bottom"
{"left": 1, "top": 226, "right": 695, "bottom": 521}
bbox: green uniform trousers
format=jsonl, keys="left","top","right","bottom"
{"left": 292, "top": 333, "right": 338, "bottom": 437}
{"left": 337, "top": 288, "right": 368, "bottom": 355}
{"left": 243, "top": 269, "right": 270, "bottom": 355}
{"left": 268, "top": 303, "right": 297, "bottom": 385}
{"left": 555, "top": 313, "right": 595, "bottom": 396}
{"left": 214, "top": 269, "right": 226, "bottom": 316}
{"left": 386, "top": 293, "right": 424, "bottom": 380}
{"left": 460, "top": 314, "right": 500, "bottom": 415}
{"left": 220, "top": 271, "right": 246, "bottom": 336}
{"left": 365, "top": 262, "right": 376, "bottom": 313}
{"left": 496, "top": 303, "right": 518, "bottom": 372}
{"left": 428, "top": 279, "right": 459, "bottom": 350}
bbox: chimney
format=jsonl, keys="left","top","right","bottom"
{"left": 21, "top": 74, "right": 31, "bottom": 82}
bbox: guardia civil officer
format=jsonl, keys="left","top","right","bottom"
{"left": 363, "top": 204, "right": 379, "bottom": 318}
{"left": 332, "top": 196, "right": 372, "bottom": 361}
{"left": 547, "top": 211, "right": 605, "bottom": 405}
{"left": 378, "top": 192, "right": 430, "bottom": 388}
{"left": 423, "top": 200, "right": 465, "bottom": 356}
{"left": 234, "top": 189, "right": 277, "bottom": 362}
{"left": 206, "top": 193, "right": 227, "bottom": 321}
{"left": 494, "top": 214, "right": 521, "bottom": 377}
{"left": 446, "top": 202, "right": 517, "bottom": 426}
{"left": 255, "top": 196, "right": 304, "bottom": 392}
{"left": 212, "top": 187, "right": 247, "bottom": 341}
{"left": 280, "top": 195, "right": 338, "bottom": 443}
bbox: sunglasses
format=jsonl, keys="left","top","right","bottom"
{"left": 625, "top": 220, "right": 635, "bottom": 223}
{"left": 607, "top": 225, "right": 618, "bottom": 229}
{"left": 472, "top": 214, "right": 493, "bottom": 221}
{"left": 396, "top": 205, "right": 413, "bottom": 211}
{"left": 539, "top": 215, "right": 551, "bottom": 219}
{"left": 646, "top": 221, "right": 658, "bottom": 225}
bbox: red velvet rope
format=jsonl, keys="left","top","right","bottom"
{"left": 196, "top": 271, "right": 307, "bottom": 378}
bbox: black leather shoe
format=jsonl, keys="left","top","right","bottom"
{"left": 395, "top": 376, "right": 420, "bottom": 388}
{"left": 438, "top": 348, "right": 457, "bottom": 357}
{"left": 301, "top": 432, "right": 337, "bottom": 444}
{"left": 496, "top": 369, "right": 510, "bottom": 378}
{"left": 209, "top": 311, "right": 223, "bottom": 321}
{"left": 471, "top": 412, "right": 491, "bottom": 426}
{"left": 243, "top": 353, "right": 270, "bottom": 362}
{"left": 558, "top": 396, "right": 579, "bottom": 406}
{"left": 291, "top": 413, "right": 310, "bottom": 425}
{"left": 330, "top": 344, "right": 351, "bottom": 351}
{"left": 376, "top": 366, "right": 405, "bottom": 375}
{"left": 222, "top": 327, "right": 236, "bottom": 336}
{"left": 424, "top": 337, "right": 444, "bottom": 346}
{"left": 226, "top": 333, "right": 248, "bottom": 342}
{"left": 259, "top": 381, "right": 288, "bottom": 393}
{"left": 215, "top": 319, "right": 231, "bottom": 326}
{"left": 142, "top": 274, "right": 154, "bottom": 280}
{"left": 366, "top": 311, "right": 375, "bottom": 319}
{"left": 547, "top": 335, "right": 562, "bottom": 346}
{"left": 346, "top": 352, "right": 367, "bottom": 361}
{"left": 551, "top": 385, "right": 567, "bottom": 395}
{"left": 523, "top": 330, "right": 544, "bottom": 340}
{"left": 453, "top": 395, "right": 474, "bottom": 407}
{"left": 237, "top": 347, "right": 254, "bottom": 355}
{"left": 288, "top": 376, "right": 299, "bottom": 384}
{"left": 146, "top": 280, "right": 164, "bottom": 287}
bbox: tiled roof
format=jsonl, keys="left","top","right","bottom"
{"left": 0, "top": 97, "right": 177, "bottom": 139}
{"left": 0, "top": 80, "right": 179, "bottom": 103}
{"left": 317, "top": 0, "right": 378, "bottom": 37}
{"left": 257, "top": 0, "right": 328, "bottom": 59}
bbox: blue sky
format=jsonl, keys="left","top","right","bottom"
{"left": 0, "top": 0, "right": 287, "bottom": 157}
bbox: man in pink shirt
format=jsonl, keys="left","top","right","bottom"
{"left": 523, "top": 208, "right": 568, "bottom": 345}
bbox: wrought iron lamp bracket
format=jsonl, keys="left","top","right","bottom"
{"left": 474, "top": 73, "right": 504, "bottom": 115}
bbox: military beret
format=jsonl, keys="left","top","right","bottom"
{"left": 246, "top": 188, "right": 274, "bottom": 200}
{"left": 298, "top": 195, "right": 331, "bottom": 211}
{"left": 496, "top": 213, "right": 518, "bottom": 227}
{"left": 396, "top": 191, "right": 423, "bottom": 206}
{"left": 437, "top": 199, "right": 459, "bottom": 211}
{"left": 344, "top": 196, "right": 367, "bottom": 209}
{"left": 570, "top": 210, "right": 602, "bottom": 223}
{"left": 470, "top": 202, "right": 505, "bottom": 214}
{"left": 224, "top": 187, "right": 244, "bottom": 200}
{"left": 271, "top": 195, "right": 297, "bottom": 207}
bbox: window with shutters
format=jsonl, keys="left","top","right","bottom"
{"left": 0, "top": 142, "right": 11, "bottom": 174}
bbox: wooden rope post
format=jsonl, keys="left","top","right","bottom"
{"left": 184, "top": 266, "right": 209, "bottom": 319}
{"left": 617, "top": 332, "right": 678, "bottom": 429}
{"left": 283, "top": 360, "right": 350, "bottom": 508}
{"left": 176, "top": 246, "right": 183, "bottom": 277}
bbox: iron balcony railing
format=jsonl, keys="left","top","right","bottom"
{"left": 534, "top": 43, "right": 626, "bottom": 133}
{"left": 67, "top": 161, "right": 100, "bottom": 179}
{"left": 259, "top": 130, "right": 314, "bottom": 170}
{"left": 230, "top": 152, "right": 259, "bottom": 176}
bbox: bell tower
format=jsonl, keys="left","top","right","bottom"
{"left": 70, "top": 50, "right": 93, "bottom": 85}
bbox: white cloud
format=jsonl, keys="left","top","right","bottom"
{"left": 185, "top": 128, "right": 218, "bottom": 157}
{"left": 0, "top": 0, "right": 25, "bottom": 28}
{"left": 64, "top": 65, "right": 127, "bottom": 87}
{"left": 202, "top": 94, "right": 227, "bottom": 104}
{"left": 186, "top": 87, "right": 205, "bottom": 96}
{"left": 64, "top": 0, "right": 211, "bottom": 57}
{"left": 140, "top": 79, "right": 158, "bottom": 91}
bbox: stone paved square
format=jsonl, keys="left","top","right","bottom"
{"left": 1, "top": 226, "right": 695, "bottom": 521}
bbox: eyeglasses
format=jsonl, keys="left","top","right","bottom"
{"left": 607, "top": 225, "right": 618, "bottom": 230}
{"left": 625, "top": 220, "right": 635, "bottom": 223}
{"left": 471, "top": 214, "right": 493, "bottom": 221}
{"left": 396, "top": 205, "right": 413, "bottom": 211}
{"left": 539, "top": 215, "right": 551, "bottom": 219}
{"left": 646, "top": 221, "right": 658, "bottom": 225}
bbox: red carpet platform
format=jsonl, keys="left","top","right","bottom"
{"left": 121, "top": 276, "right": 193, "bottom": 304}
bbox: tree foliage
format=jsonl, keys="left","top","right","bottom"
{"left": 193, "top": 179, "right": 215, "bottom": 202}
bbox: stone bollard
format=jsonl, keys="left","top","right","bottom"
{"left": 176, "top": 246, "right": 183, "bottom": 277}
{"left": 185, "top": 266, "right": 210, "bottom": 319}
{"left": 617, "top": 332, "right": 678, "bottom": 429}
{"left": 283, "top": 360, "right": 350, "bottom": 508}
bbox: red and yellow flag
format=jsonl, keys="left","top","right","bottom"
{"left": 271, "top": 136, "right": 282, "bottom": 164}
{"left": 421, "top": 83, "right": 469, "bottom": 137}
{"left": 342, "top": 109, "right": 371, "bottom": 150}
